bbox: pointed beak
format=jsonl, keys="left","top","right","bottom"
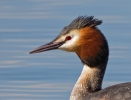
{"left": 29, "top": 41, "right": 65, "bottom": 54}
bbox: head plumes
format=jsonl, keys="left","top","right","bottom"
{"left": 69, "top": 16, "right": 102, "bottom": 29}
{"left": 54, "top": 16, "right": 102, "bottom": 40}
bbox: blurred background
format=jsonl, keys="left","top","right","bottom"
{"left": 0, "top": 0, "right": 131, "bottom": 100}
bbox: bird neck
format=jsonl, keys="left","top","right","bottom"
{"left": 70, "top": 63, "right": 107, "bottom": 100}
{"left": 69, "top": 27, "right": 109, "bottom": 100}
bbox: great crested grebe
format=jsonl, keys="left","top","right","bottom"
{"left": 30, "top": 16, "right": 131, "bottom": 100}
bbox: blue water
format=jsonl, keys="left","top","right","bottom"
{"left": 0, "top": 0, "right": 131, "bottom": 100}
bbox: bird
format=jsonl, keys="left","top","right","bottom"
{"left": 30, "top": 16, "right": 131, "bottom": 100}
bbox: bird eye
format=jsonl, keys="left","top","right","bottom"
{"left": 65, "top": 36, "right": 72, "bottom": 41}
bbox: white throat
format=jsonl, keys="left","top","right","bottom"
{"left": 70, "top": 63, "right": 106, "bottom": 100}
{"left": 81, "top": 64, "right": 92, "bottom": 75}
{"left": 70, "top": 64, "right": 93, "bottom": 100}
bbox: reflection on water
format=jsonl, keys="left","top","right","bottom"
{"left": 0, "top": 0, "right": 131, "bottom": 100}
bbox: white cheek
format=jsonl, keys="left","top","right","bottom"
{"left": 59, "top": 35, "right": 79, "bottom": 52}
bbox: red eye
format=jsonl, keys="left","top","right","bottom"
{"left": 65, "top": 36, "right": 72, "bottom": 41}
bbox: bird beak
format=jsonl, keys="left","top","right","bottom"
{"left": 29, "top": 41, "right": 65, "bottom": 54}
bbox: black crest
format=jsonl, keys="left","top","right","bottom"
{"left": 68, "top": 16, "right": 102, "bottom": 29}
{"left": 54, "top": 16, "right": 102, "bottom": 40}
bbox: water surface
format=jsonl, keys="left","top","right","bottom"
{"left": 0, "top": 0, "right": 131, "bottom": 100}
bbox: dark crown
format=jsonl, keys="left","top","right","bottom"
{"left": 55, "top": 16, "right": 102, "bottom": 40}
{"left": 69, "top": 16, "right": 102, "bottom": 29}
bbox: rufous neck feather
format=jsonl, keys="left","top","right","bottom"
{"left": 70, "top": 27, "right": 109, "bottom": 100}
{"left": 76, "top": 27, "right": 109, "bottom": 67}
